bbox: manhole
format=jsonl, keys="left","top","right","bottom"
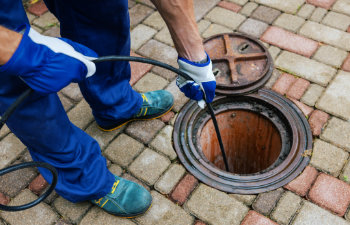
{"left": 173, "top": 33, "right": 312, "bottom": 194}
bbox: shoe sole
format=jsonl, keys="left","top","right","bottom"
{"left": 97, "top": 105, "right": 174, "bottom": 132}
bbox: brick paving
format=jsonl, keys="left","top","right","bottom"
{"left": 1, "top": 0, "right": 350, "bottom": 224}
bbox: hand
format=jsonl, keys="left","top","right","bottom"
{"left": 0, "top": 24, "right": 97, "bottom": 94}
{"left": 176, "top": 53, "right": 216, "bottom": 104}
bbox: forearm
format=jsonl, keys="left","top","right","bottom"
{"left": 0, "top": 26, "right": 22, "bottom": 65}
{"left": 151, "top": 0, "right": 206, "bottom": 61}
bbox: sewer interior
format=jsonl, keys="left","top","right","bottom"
{"left": 200, "top": 110, "right": 282, "bottom": 174}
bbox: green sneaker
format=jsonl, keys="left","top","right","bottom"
{"left": 91, "top": 175, "right": 152, "bottom": 218}
{"left": 97, "top": 90, "right": 174, "bottom": 131}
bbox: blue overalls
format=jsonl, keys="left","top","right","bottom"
{"left": 0, "top": 0, "right": 143, "bottom": 202}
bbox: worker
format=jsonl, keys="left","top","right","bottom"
{"left": 0, "top": 0, "right": 216, "bottom": 218}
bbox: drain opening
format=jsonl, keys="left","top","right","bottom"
{"left": 199, "top": 110, "right": 282, "bottom": 174}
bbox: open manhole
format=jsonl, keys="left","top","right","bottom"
{"left": 173, "top": 33, "right": 312, "bottom": 194}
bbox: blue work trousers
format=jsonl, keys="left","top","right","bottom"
{"left": 0, "top": 0, "right": 142, "bottom": 202}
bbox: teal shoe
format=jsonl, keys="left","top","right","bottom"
{"left": 91, "top": 175, "right": 152, "bottom": 218}
{"left": 97, "top": 90, "right": 174, "bottom": 131}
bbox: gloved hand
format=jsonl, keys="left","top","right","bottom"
{"left": 176, "top": 53, "right": 216, "bottom": 106}
{"left": 0, "top": 24, "right": 97, "bottom": 94}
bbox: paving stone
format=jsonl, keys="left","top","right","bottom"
{"left": 160, "top": 111, "right": 175, "bottom": 123}
{"left": 0, "top": 192, "right": 9, "bottom": 206}
{"left": 273, "top": 13, "right": 305, "bottom": 32}
{"left": 218, "top": 1, "right": 242, "bottom": 12}
{"left": 227, "top": 0, "right": 248, "bottom": 5}
{"left": 240, "top": 2, "right": 258, "bottom": 16}
{"left": 125, "top": 119, "right": 165, "bottom": 144}
{"left": 155, "top": 164, "right": 186, "bottom": 194}
{"left": 108, "top": 163, "right": 123, "bottom": 176}
{"left": 80, "top": 206, "right": 136, "bottom": 225}
{"left": 104, "top": 134, "right": 144, "bottom": 167}
{"left": 301, "top": 84, "right": 325, "bottom": 106}
{"left": 321, "top": 117, "right": 350, "bottom": 152}
{"left": 300, "top": 21, "right": 350, "bottom": 51}
{"left": 241, "top": 211, "right": 278, "bottom": 225}
{"left": 85, "top": 122, "right": 122, "bottom": 151}
{"left": 29, "top": 174, "right": 48, "bottom": 195}
{"left": 27, "top": 12, "right": 37, "bottom": 24}
{"left": 290, "top": 98, "right": 314, "bottom": 116}
{"left": 53, "top": 197, "right": 91, "bottom": 224}
{"left": 136, "top": 191, "right": 194, "bottom": 225}
{"left": 313, "top": 45, "right": 347, "bottom": 68}
{"left": 322, "top": 11, "right": 350, "bottom": 31}
{"left": 255, "top": 0, "right": 304, "bottom": 14}
{"left": 310, "top": 139, "right": 348, "bottom": 176}
{"left": 129, "top": 148, "right": 171, "bottom": 185}
{"left": 193, "top": 0, "right": 221, "bottom": 21}
{"left": 194, "top": 221, "right": 206, "bottom": 225}
{"left": 143, "top": 11, "right": 166, "bottom": 30}
{"left": 317, "top": 71, "right": 350, "bottom": 120}
{"left": 171, "top": 174, "right": 198, "bottom": 205}
{"left": 346, "top": 209, "right": 350, "bottom": 222}
{"left": 130, "top": 52, "right": 153, "bottom": 86}
{"left": 61, "top": 83, "right": 83, "bottom": 102}
{"left": 197, "top": 20, "right": 211, "bottom": 34}
{"left": 251, "top": 5, "right": 281, "bottom": 24}
{"left": 134, "top": 72, "right": 168, "bottom": 93}
{"left": 265, "top": 69, "right": 281, "bottom": 89}
{"left": 230, "top": 194, "right": 257, "bottom": 205}
{"left": 202, "top": 23, "right": 232, "bottom": 39}
{"left": 150, "top": 125, "right": 177, "bottom": 160}
{"left": 55, "top": 219, "right": 72, "bottom": 225}
{"left": 308, "top": 173, "right": 350, "bottom": 216}
{"left": 186, "top": 184, "right": 249, "bottom": 225}
{"left": 252, "top": 188, "right": 284, "bottom": 216}
{"left": 261, "top": 26, "right": 318, "bottom": 58}
{"left": 154, "top": 27, "right": 174, "bottom": 46}
{"left": 297, "top": 4, "right": 316, "bottom": 19}
{"left": 268, "top": 46, "right": 281, "bottom": 61}
{"left": 121, "top": 173, "right": 150, "bottom": 191}
{"left": 342, "top": 161, "right": 350, "bottom": 184}
{"left": 307, "top": 0, "right": 337, "bottom": 9}
{"left": 310, "top": 7, "right": 328, "bottom": 22}
{"left": 332, "top": 0, "right": 350, "bottom": 17}
{"left": 308, "top": 110, "right": 329, "bottom": 136}
{"left": 165, "top": 80, "right": 190, "bottom": 112}
{"left": 285, "top": 166, "right": 319, "bottom": 196}
{"left": 27, "top": 0, "right": 48, "bottom": 16}
{"left": 1, "top": 189, "right": 58, "bottom": 225}
{"left": 0, "top": 160, "right": 37, "bottom": 197}
{"left": 0, "top": 134, "right": 25, "bottom": 170}
{"left": 275, "top": 51, "right": 336, "bottom": 86}
{"left": 271, "top": 191, "right": 302, "bottom": 225}
{"left": 129, "top": 4, "right": 154, "bottom": 28}
{"left": 342, "top": 54, "right": 350, "bottom": 72}
{"left": 0, "top": 124, "right": 10, "bottom": 140}
{"left": 292, "top": 201, "right": 350, "bottom": 225}
{"left": 131, "top": 24, "right": 157, "bottom": 51}
{"left": 205, "top": 7, "right": 246, "bottom": 29}
{"left": 67, "top": 100, "right": 93, "bottom": 130}
{"left": 137, "top": 40, "right": 177, "bottom": 67}
{"left": 238, "top": 18, "right": 268, "bottom": 38}
{"left": 58, "top": 92, "right": 74, "bottom": 112}
{"left": 272, "top": 73, "right": 296, "bottom": 95}
{"left": 43, "top": 26, "right": 60, "bottom": 37}
{"left": 136, "top": 0, "right": 155, "bottom": 8}
{"left": 287, "top": 78, "right": 310, "bottom": 100}
{"left": 33, "top": 12, "right": 59, "bottom": 29}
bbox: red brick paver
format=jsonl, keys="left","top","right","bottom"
{"left": 285, "top": 166, "right": 319, "bottom": 196}
{"left": 170, "top": 174, "right": 198, "bottom": 205}
{"left": 27, "top": 0, "right": 48, "bottom": 16}
{"left": 0, "top": 192, "right": 10, "bottom": 205}
{"left": 241, "top": 211, "right": 279, "bottom": 225}
{"left": 261, "top": 26, "right": 319, "bottom": 58}
{"left": 308, "top": 110, "right": 329, "bottom": 136}
{"left": 307, "top": 0, "right": 337, "bottom": 9}
{"left": 130, "top": 52, "right": 153, "bottom": 86}
{"left": 341, "top": 54, "right": 350, "bottom": 72}
{"left": 194, "top": 221, "right": 207, "bottom": 225}
{"left": 287, "top": 78, "right": 310, "bottom": 100}
{"left": 308, "top": 173, "right": 350, "bottom": 216}
{"left": 29, "top": 174, "right": 49, "bottom": 195}
{"left": 347, "top": 26, "right": 350, "bottom": 33}
{"left": 272, "top": 73, "right": 296, "bottom": 95}
{"left": 160, "top": 111, "right": 175, "bottom": 123}
{"left": 218, "top": 1, "right": 242, "bottom": 13}
{"left": 289, "top": 98, "right": 314, "bottom": 117}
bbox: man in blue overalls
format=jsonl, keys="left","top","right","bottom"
{"left": 0, "top": 0, "right": 216, "bottom": 217}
